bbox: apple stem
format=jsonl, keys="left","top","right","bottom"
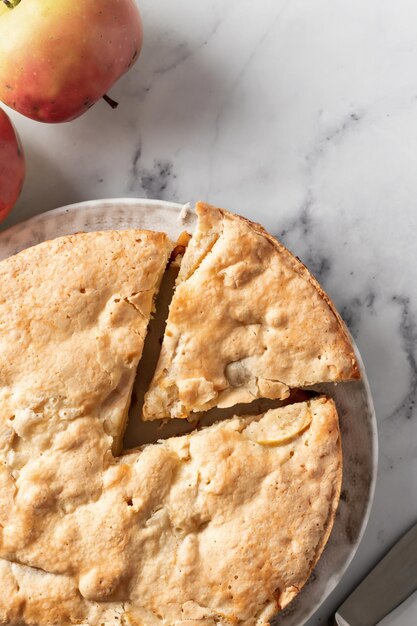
{"left": 102, "top": 94, "right": 119, "bottom": 110}
{"left": 2, "top": 0, "right": 21, "bottom": 7}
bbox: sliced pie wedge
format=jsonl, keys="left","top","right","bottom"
{"left": 0, "top": 397, "right": 341, "bottom": 626}
{"left": 143, "top": 202, "right": 359, "bottom": 420}
{"left": 0, "top": 230, "right": 172, "bottom": 453}
{"left": 0, "top": 229, "right": 169, "bottom": 626}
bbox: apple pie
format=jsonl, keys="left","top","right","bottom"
{"left": 143, "top": 202, "right": 358, "bottom": 420}
{"left": 0, "top": 205, "right": 358, "bottom": 626}
{"left": 0, "top": 397, "right": 341, "bottom": 626}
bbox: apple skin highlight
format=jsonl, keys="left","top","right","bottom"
{"left": 0, "top": 108, "right": 25, "bottom": 222}
{"left": 0, "top": 0, "right": 143, "bottom": 123}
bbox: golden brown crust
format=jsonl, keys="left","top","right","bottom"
{"left": 219, "top": 205, "right": 359, "bottom": 382}
{"left": 143, "top": 202, "right": 359, "bottom": 420}
{"left": 0, "top": 216, "right": 346, "bottom": 625}
{"left": 214, "top": 204, "right": 358, "bottom": 375}
{"left": 0, "top": 229, "right": 172, "bottom": 452}
{"left": 0, "top": 397, "right": 342, "bottom": 626}
{"left": 0, "top": 558, "right": 125, "bottom": 625}
{"left": 0, "top": 230, "right": 172, "bottom": 624}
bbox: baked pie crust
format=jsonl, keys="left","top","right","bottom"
{"left": 1, "top": 397, "right": 341, "bottom": 626}
{"left": 143, "top": 203, "right": 359, "bottom": 420}
{"left": 0, "top": 206, "right": 356, "bottom": 625}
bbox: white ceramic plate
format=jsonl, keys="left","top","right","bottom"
{"left": 0, "top": 198, "right": 378, "bottom": 626}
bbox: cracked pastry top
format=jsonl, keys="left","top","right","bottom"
{"left": 0, "top": 397, "right": 341, "bottom": 626}
{"left": 143, "top": 202, "right": 359, "bottom": 420}
{"left": 0, "top": 211, "right": 349, "bottom": 625}
{"left": 0, "top": 230, "right": 172, "bottom": 454}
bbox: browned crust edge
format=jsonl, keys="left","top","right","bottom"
{"left": 0, "top": 221, "right": 345, "bottom": 625}
{"left": 286, "top": 397, "right": 343, "bottom": 602}
{"left": 260, "top": 396, "right": 343, "bottom": 624}
{"left": 196, "top": 202, "right": 360, "bottom": 381}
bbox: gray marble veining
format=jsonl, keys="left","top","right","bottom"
{"left": 1, "top": 0, "right": 417, "bottom": 623}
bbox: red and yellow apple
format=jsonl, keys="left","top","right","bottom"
{"left": 0, "top": 0, "right": 143, "bottom": 123}
{"left": 0, "top": 107, "right": 25, "bottom": 222}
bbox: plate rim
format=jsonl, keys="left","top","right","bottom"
{"left": 0, "top": 197, "right": 378, "bottom": 624}
{"left": 0, "top": 197, "right": 185, "bottom": 240}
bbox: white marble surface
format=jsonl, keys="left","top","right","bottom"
{"left": 1, "top": 0, "right": 417, "bottom": 623}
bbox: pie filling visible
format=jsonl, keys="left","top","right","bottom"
{"left": 0, "top": 205, "right": 358, "bottom": 626}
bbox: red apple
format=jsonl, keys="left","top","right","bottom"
{"left": 0, "top": 0, "right": 143, "bottom": 123}
{"left": 0, "top": 107, "right": 25, "bottom": 222}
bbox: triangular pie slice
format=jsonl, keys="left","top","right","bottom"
{"left": 0, "top": 230, "right": 172, "bottom": 453}
{"left": 0, "top": 396, "right": 341, "bottom": 626}
{"left": 143, "top": 202, "right": 359, "bottom": 420}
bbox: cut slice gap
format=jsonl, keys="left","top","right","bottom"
{"left": 123, "top": 388, "right": 315, "bottom": 448}
{"left": 124, "top": 230, "right": 196, "bottom": 450}
{"left": 123, "top": 262, "right": 180, "bottom": 450}
{"left": 0, "top": 229, "right": 172, "bottom": 460}
{"left": 143, "top": 202, "right": 360, "bottom": 421}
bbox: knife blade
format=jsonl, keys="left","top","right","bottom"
{"left": 335, "top": 521, "right": 417, "bottom": 626}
